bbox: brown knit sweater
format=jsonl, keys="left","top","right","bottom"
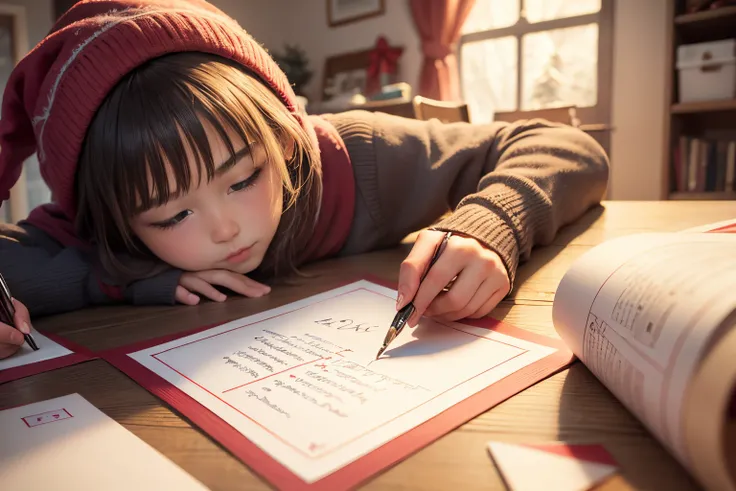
{"left": 0, "top": 111, "right": 608, "bottom": 316}
{"left": 325, "top": 111, "right": 609, "bottom": 288}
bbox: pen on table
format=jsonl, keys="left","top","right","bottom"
{"left": 376, "top": 231, "right": 453, "bottom": 360}
{"left": 0, "top": 273, "right": 39, "bottom": 351}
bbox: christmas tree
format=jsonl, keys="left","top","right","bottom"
{"left": 272, "top": 44, "right": 313, "bottom": 97}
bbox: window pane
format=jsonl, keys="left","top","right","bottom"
{"left": 461, "top": 36, "right": 518, "bottom": 123}
{"left": 521, "top": 24, "right": 598, "bottom": 111}
{"left": 461, "top": 0, "right": 519, "bottom": 34}
{"left": 525, "top": 0, "right": 600, "bottom": 23}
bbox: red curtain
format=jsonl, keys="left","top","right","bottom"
{"left": 410, "top": 0, "right": 475, "bottom": 101}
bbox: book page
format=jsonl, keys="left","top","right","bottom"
{"left": 128, "top": 280, "right": 560, "bottom": 484}
{"left": 0, "top": 328, "right": 72, "bottom": 370}
{"left": 552, "top": 232, "right": 736, "bottom": 468}
{"left": 0, "top": 393, "right": 208, "bottom": 490}
{"left": 682, "top": 313, "right": 736, "bottom": 491}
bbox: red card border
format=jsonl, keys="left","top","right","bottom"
{"left": 520, "top": 443, "right": 618, "bottom": 467}
{"left": 103, "top": 276, "right": 573, "bottom": 490}
{"left": 706, "top": 222, "right": 736, "bottom": 233}
{"left": 0, "top": 332, "right": 97, "bottom": 385}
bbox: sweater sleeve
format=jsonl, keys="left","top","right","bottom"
{"left": 325, "top": 111, "right": 609, "bottom": 287}
{"left": 0, "top": 221, "right": 182, "bottom": 317}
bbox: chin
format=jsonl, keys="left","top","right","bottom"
{"left": 228, "top": 254, "right": 264, "bottom": 275}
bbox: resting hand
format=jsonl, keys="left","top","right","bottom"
{"left": 175, "top": 270, "right": 271, "bottom": 305}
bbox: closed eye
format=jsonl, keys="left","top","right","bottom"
{"left": 229, "top": 167, "right": 262, "bottom": 193}
{"left": 152, "top": 210, "right": 192, "bottom": 229}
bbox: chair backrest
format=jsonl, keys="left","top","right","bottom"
{"left": 412, "top": 96, "right": 470, "bottom": 123}
{"left": 358, "top": 98, "right": 415, "bottom": 119}
{"left": 493, "top": 105, "right": 580, "bottom": 127}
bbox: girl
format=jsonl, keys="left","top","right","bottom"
{"left": 0, "top": 0, "right": 608, "bottom": 359}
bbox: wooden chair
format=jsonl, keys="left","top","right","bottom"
{"left": 412, "top": 96, "right": 470, "bottom": 123}
{"left": 357, "top": 98, "right": 416, "bottom": 119}
{"left": 493, "top": 105, "right": 580, "bottom": 127}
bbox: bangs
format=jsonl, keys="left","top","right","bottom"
{"left": 111, "top": 56, "right": 286, "bottom": 216}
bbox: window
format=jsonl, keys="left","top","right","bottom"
{"left": 459, "top": 0, "right": 613, "bottom": 125}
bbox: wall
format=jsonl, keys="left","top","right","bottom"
{"left": 268, "top": 0, "right": 422, "bottom": 103}
{"left": 3, "top": 0, "right": 53, "bottom": 48}
{"left": 210, "top": 0, "right": 292, "bottom": 55}
{"left": 609, "top": 0, "right": 669, "bottom": 200}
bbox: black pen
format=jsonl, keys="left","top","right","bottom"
{"left": 376, "top": 231, "right": 453, "bottom": 360}
{"left": 0, "top": 273, "right": 39, "bottom": 351}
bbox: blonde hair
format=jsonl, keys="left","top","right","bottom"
{"left": 75, "top": 52, "right": 322, "bottom": 282}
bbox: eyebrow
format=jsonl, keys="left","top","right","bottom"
{"left": 215, "top": 146, "right": 252, "bottom": 176}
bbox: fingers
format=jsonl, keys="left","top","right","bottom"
{"left": 180, "top": 276, "right": 228, "bottom": 302}
{"left": 175, "top": 285, "right": 200, "bottom": 306}
{"left": 11, "top": 298, "right": 32, "bottom": 335}
{"left": 176, "top": 270, "right": 271, "bottom": 306}
{"left": 431, "top": 273, "right": 497, "bottom": 322}
{"left": 198, "top": 270, "right": 270, "bottom": 298}
{"left": 0, "top": 300, "right": 32, "bottom": 358}
{"left": 397, "top": 230, "right": 447, "bottom": 311}
{"left": 0, "top": 342, "right": 21, "bottom": 359}
{"left": 407, "top": 252, "right": 460, "bottom": 327}
{"left": 402, "top": 233, "right": 512, "bottom": 326}
{"left": 467, "top": 287, "right": 508, "bottom": 319}
{"left": 0, "top": 322, "right": 24, "bottom": 348}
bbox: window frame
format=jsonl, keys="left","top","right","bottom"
{"left": 458, "top": 0, "right": 614, "bottom": 125}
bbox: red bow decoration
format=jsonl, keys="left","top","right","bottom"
{"left": 366, "top": 36, "right": 403, "bottom": 95}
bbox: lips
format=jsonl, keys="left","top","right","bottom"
{"left": 226, "top": 245, "right": 253, "bottom": 264}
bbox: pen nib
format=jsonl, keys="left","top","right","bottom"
{"left": 375, "top": 345, "right": 386, "bottom": 360}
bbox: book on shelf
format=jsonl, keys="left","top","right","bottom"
{"left": 671, "top": 136, "right": 736, "bottom": 193}
{"left": 552, "top": 219, "right": 736, "bottom": 491}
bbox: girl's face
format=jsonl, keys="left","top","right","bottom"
{"left": 130, "top": 123, "right": 284, "bottom": 274}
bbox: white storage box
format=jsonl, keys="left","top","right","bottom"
{"left": 677, "top": 39, "right": 736, "bottom": 103}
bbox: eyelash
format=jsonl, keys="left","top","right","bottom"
{"left": 229, "top": 167, "right": 262, "bottom": 193}
{"left": 153, "top": 167, "right": 263, "bottom": 230}
{"left": 154, "top": 210, "right": 191, "bottom": 230}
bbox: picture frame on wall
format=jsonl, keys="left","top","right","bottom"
{"left": 321, "top": 48, "right": 371, "bottom": 100}
{"left": 327, "top": 0, "right": 385, "bottom": 27}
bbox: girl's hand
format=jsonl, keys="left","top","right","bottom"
{"left": 397, "top": 230, "right": 510, "bottom": 327}
{"left": 0, "top": 298, "right": 32, "bottom": 359}
{"left": 175, "top": 270, "right": 271, "bottom": 305}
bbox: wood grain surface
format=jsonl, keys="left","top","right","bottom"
{"left": 2, "top": 201, "right": 733, "bottom": 490}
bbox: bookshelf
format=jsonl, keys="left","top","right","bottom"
{"left": 662, "top": 1, "right": 736, "bottom": 200}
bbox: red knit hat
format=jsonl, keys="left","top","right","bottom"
{"left": 0, "top": 0, "right": 313, "bottom": 224}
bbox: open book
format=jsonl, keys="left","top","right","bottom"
{"left": 551, "top": 220, "right": 736, "bottom": 491}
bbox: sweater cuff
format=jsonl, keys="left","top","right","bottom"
{"left": 432, "top": 203, "right": 520, "bottom": 289}
{"left": 124, "top": 268, "right": 183, "bottom": 305}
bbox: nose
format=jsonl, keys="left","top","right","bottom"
{"left": 210, "top": 210, "right": 240, "bottom": 244}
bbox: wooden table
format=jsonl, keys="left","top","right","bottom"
{"left": 1, "top": 201, "right": 734, "bottom": 490}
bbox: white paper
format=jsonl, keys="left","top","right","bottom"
{"left": 487, "top": 442, "right": 617, "bottom": 491}
{"left": 128, "top": 280, "right": 557, "bottom": 483}
{"left": 0, "top": 328, "right": 73, "bottom": 370}
{"left": 552, "top": 232, "right": 736, "bottom": 466}
{"left": 0, "top": 393, "right": 208, "bottom": 490}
